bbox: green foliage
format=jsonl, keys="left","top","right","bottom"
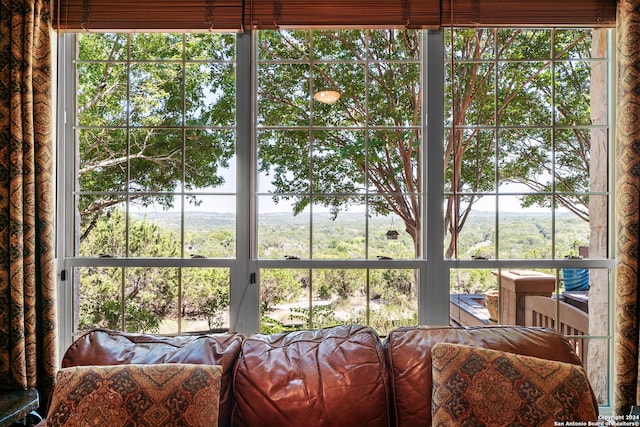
{"left": 289, "top": 305, "right": 341, "bottom": 329}
{"left": 182, "top": 268, "right": 230, "bottom": 330}
{"left": 443, "top": 28, "right": 595, "bottom": 257}
{"left": 259, "top": 315, "right": 289, "bottom": 335}
{"left": 74, "top": 29, "right": 599, "bottom": 336}
{"left": 76, "top": 33, "right": 236, "bottom": 242}
{"left": 78, "top": 210, "right": 180, "bottom": 332}
{"left": 257, "top": 30, "right": 423, "bottom": 253}
{"left": 314, "top": 269, "right": 365, "bottom": 300}
{"left": 260, "top": 269, "right": 303, "bottom": 312}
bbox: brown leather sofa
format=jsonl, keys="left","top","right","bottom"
{"left": 53, "top": 324, "right": 597, "bottom": 427}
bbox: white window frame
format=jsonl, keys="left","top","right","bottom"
{"left": 55, "top": 29, "right": 616, "bottom": 409}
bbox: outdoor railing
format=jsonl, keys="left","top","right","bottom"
{"left": 523, "top": 294, "right": 589, "bottom": 370}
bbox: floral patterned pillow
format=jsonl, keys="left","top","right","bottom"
{"left": 47, "top": 363, "right": 221, "bottom": 427}
{"left": 431, "top": 343, "right": 597, "bottom": 427}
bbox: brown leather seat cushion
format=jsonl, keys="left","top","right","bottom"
{"left": 232, "top": 324, "right": 391, "bottom": 427}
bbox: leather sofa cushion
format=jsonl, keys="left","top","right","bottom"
{"left": 60, "top": 328, "right": 242, "bottom": 427}
{"left": 232, "top": 324, "right": 390, "bottom": 427}
{"left": 384, "top": 325, "right": 593, "bottom": 427}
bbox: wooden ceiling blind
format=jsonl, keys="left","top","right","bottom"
{"left": 441, "top": 0, "right": 616, "bottom": 27}
{"left": 55, "top": 0, "right": 616, "bottom": 32}
{"left": 54, "top": 0, "right": 245, "bottom": 31}
{"left": 244, "top": 0, "right": 440, "bottom": 29}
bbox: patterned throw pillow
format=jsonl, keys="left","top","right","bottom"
{"left": 46, "top": 363, "right": 222, "bottom": 427}
{"left": 431, "top": 343, "right": 597, "bottom": 427}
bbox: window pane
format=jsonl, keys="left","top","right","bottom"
{"left": 129, "top": 129, "right": 183, "bottom": 192}
{"left": 498, "top": 29, "right": 552, "bottom": 60}
{"left": 75, "top": 266, "right": 179, "bottom": 334}
{"left": 454, "top": 196, "right": 496, "bottom": 260}
{"left": 498, "top": 127, "right": 551, "bottom": 192}
{"left": 77, "top": 33, "right": 127, "bottom": 61}
{"left": 498, "top": 61, "right": 552, "bottom": 127}
{"left": 129, "top": 199, "right": 182, "bottom": 257}
{"left": 76, "top": 63, "right": 127, "bottom": 126}
{"left": 445, "top": 63, "right": 496, "bottom": 127}
{"left": 312, "top": 130, "right": 366, "bottom": 193}
{"left": 78, "top": 128, "right": 127, "bottom": 192}
{"left": 555, "top": 60, "right": 593, "bottom": 126}
{"left": 184, "top": 129, "right": 236, "bottom": 192}
{"left": 257, "top": 129, "right": 311, "bottom": 194}
{"left": 185, "top": 33, "right": 236, "bottom": 61}
{"left": 181, "top": 268, "right": 230, "bottom": 332}
{"left": 445, "top": 128, "right": 497, "bottom": 193}
{"left": 311, "top": 64, "right": 366, "bottom": 127}
{"left": 78, "top": 197, "right": 127, "bottom": 257}
{"left": 259, "top": 268, "right": 417, "bottom": 336}
{"left": 554, "top": 29, "right": 595, "bottom": 60}
{"left": 498, "top": 203, "right": 552, "bottom": 259}
{"left": 445, "top": 29, "right": 496, "bottom": 61}
{"left": 313, "top": 30, "right": 366, "bottom": 60}
{"left": 368, "top": 62, "right": 421, "bottom": 126}
{"left": 124, "top": 267, "right": 179, "bottom": 333}
{"left": 76, "top": 266, "right": 124, "bottom": 332}
{"left": 184, "top": 196, "right": 236, "bottom": 259}
{"left": 257, "top": 199, "right": 310, "bottom": 259}
{"left": 258, "top": 30, "right": 309, "bottom": 61}
{"left": 367, "top": 203, "right": 416, "bottom": 259}
{"left": 312, "top": 198, "right": 366, "bottom": 259}
{"left": 129, "top": 33, "right": 183, "bottom": 60}
{"left": 129, "top": 63, "right": 184, "bottom": 127}
{"left": 257, "top": 63, "right": 310, "bottom": 126}
{"left": 555, "top": 211, "right": 591, "bottom": 259}
{"left": 185, "top": 63, "right": 236, "bottom": 127}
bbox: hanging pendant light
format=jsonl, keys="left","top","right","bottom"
{"left": 313, "top": 90, "right": 341, "bottom": 104}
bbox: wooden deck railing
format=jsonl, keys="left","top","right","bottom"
{"left": 524, "top": 295, "right": 589, "bottom": 369}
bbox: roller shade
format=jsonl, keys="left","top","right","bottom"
{"left": 54, "top": 0, "right": 245, "bottom": 32}
{"left": 441, "top": 0, "right": 615, "bottom": 27}
{"left": 244, "top": 0, "right": 440, "bottom": 29}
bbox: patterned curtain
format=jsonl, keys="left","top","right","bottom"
{"left": 0, "top": 0, "right": 56, "bottom": 412}
{"left": 617, "top": 0, "right": 640, "bottom": 416}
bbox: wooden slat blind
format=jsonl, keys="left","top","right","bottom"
{"left": 244, "top": 0, "right": 440, "bottom": 29}
{"left": 55, "top": 0, "right": 245, "bottom": 32}
{"left": 441, "top": 0, "right": 616, "bottom": 27}
{"left": 55, "top": 0, "right": 617, "bottom": 32}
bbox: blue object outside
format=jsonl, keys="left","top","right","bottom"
{"left": 562, "top": 268, "right": 589, "bottom": 291}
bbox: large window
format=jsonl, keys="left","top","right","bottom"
{"left": 255, "top": 30, "right": 423, "bottom": 333}
{"left": 58, "top": 27, "right": 614, "bottom": 406}
{"left": 444, "top": 28, "right": 612, "bottom": 405}
{"left": 60, "top": 33, "right": 238, "bottom": 335}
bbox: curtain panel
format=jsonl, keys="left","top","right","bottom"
{"left": 616, "top": 0, "right": 640, "bottom": 415}
{"left": 0, "top": 0, "right": 57, "bottom": 412}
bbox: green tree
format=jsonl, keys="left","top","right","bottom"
{"left": 76, "top": 33, "right": 236, "bottom": 241}
{"left": 79, "top": 210, "right": 180, "bottom": 332}
{"left": 182, "top": 268, "right": 230, "bottom": 330}
{"left": 256, "top": 29, "right": 594, "bottom": 259}
{"left": 260, "top": 269, "right": 303, "bottom": 312}
{"left": 76, "top": 30, "right": 594, "bottom": 260}
{"left": 445, "top": 29, "right": 594, "bottom": 257}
